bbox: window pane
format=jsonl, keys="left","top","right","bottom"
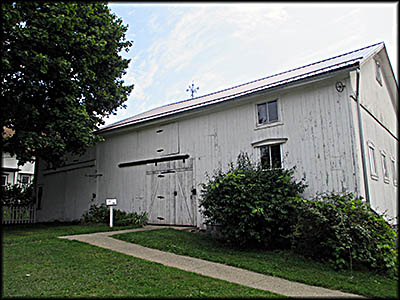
{"left": 368, "top": 147, "right": 376, "bottom": 174}
{"left": 392, "top": 160, "right": 397, "bottom": 184}
{"left": 270, "top": 145, "right": 282, "bottom": 168}
{"left": 267, "top": 100, "right": 278, "bottom": 122}
{"left": 21, "top": 175, "right": 30, "bottom": 184}
{"left": 382, "top": 154, "right": 388, "bottom": 178}
{"left": 257, "top": 103, "right": 267, "bottom": 124}
{"left": 260, "top": 146, "right": 270, "bottom": 169}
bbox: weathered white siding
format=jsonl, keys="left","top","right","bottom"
{"left": 37, "top": 71, "right": 363, "bottom": 226}
{"left": 36, "top": 148, "right": 96, "bottom": 222}
{"left": 348, "top": 51, "right": 398, "bottom": 223}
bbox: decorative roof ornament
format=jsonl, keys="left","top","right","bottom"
{"left": 186, "top": 81, "right": 199, "bottom": 98}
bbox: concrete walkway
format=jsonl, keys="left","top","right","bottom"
{"left": 59, "top": 225, "right": 363, "bottom": 298}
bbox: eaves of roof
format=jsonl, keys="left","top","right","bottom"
{"left": 97, "top": 42, "right": 384, "bottom": 134}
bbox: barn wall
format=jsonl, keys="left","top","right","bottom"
{"left": 348, "top": 52, "right": 398, "bottom": 224}
{"left": 37, "top": 72, "right": 372, "bottom": 226}
{"left": 88, "top": 72, "right": 359, "bottom": 227}
{"left": 36, "top": 148, "right": 97, "bottom": 222}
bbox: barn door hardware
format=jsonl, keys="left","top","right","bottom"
{"left": 85, "top": 173, "right": 103, "bottom": 177}
{"left": 157, "top": 195, "right": 165, "bottom": 199}
{"left": 157, "top": 216, "right": 165, "bottom": 220}
{"left": 173, "top": 191, "right": 178, "bottom": 197}
{"left": 191, "top": 188, "right": 196, "bottom": 195}
{"left": 158, "top": 174, "right": 165, "bottom": 178}
{"left": 161, "top": 170, "right": 175, "bottom": 174}
{"left": 156, "top": 129, "right": 164, "bottom": 134}
{"left": 119, "top": 154, "right": 190, "bottom": 168}
{"left": 156, "top": 148, "right": 164, "bottom": 153}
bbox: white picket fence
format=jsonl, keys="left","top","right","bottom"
{"left": 2, "top": 205, "right": 36, "bottom": 224}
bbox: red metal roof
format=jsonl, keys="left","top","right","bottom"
{"left": 98, "top": 42, "right": 383, "bottom": 133}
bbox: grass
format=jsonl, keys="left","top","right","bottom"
{"left": 2, "top": 223, "right": 281, "bottom": 298}
{"left": 113, "top": 228, "right": 399, "bottom": 299}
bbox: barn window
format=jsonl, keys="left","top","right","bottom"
{"left": 257, "top": 100, "right": 279, "bottom": 125}
{"left": 375, "top": 60, "right": 383, "bottom": 86}
{"left": 391, "top": 157, "right": 397, "bottom": 186}
{"left": 260, "top": 144, "right": 282, "bottom": 169}
{"left": 380, "top": 151, "right": 389, "bottom": 183}
{"left": 367, "top": 141, "right": 378, "bottom": 180}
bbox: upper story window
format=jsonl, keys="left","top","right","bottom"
{"left": 367, "top": 141, "right": 378, "bottom": 180}
{"left": 257, "top": 99, "right": 279, "bottom": 125}
{"left": 375, "top": 59, "right": 383, "bottom": 86}
{"left": 260, "top": 144, "right": 282, "bottom": 169}
{"left": 380, "top": 151, "right": 389, "bottom": 183}
{"left": 391, "top": 157, "right": 398, "bottom": 186}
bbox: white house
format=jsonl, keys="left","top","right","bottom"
{"left": 1, "top": 153, "right": 35, "bottom": 187}
{"left": 35, "top": 42, "right": 398, "bottom": 227}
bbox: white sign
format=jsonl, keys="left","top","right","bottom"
{"left": 106, "top": 198, "right": 117, "bottom": 206}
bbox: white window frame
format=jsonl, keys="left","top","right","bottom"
{"left": 367, "top": 141, "right": 378, "bottom": 180}
{"left": 391, "top": 156, "right": 397, "bottom": 186}
{"left": 375, "top": 59, "right": 383, "bottom": 86}
{"left": 380, "top": 150, "right": 389, "bottom": 184}
{"left": 252, "top": 138, "right": 287, "bottom": 169}
{"left": 255, "top": 98, "right": 283, "bottom": 129}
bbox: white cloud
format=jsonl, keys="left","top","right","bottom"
{"left": 148, "top": 14, "right": 161, "bottom": 33}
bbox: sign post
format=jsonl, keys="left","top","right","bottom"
{"left": 105, "top": 198, "right": 117, "bottom": 228}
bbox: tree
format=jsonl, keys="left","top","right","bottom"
{"left": 1, "top": 2, "right": 133, "bottom": 167}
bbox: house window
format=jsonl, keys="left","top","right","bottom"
{"left": 375, "top": 60, "right": 382, "bottom": 86}
{"left": 381, "top": 151, "right": 389, "bottom": 183}
{"left": 391, "top": 157, "right": 398, "bottom": 186}
{"left": 20, "top": 175, "right": 31, "bottom": 184}
{"left": 260, "top": 144, "right": 282, "bottom": 169}
{"left": 257, "top": 100, "right": 279, "bottom": 125}
{"left": 1, "top": 174, "right": 8, "bottom": 186}
{"left": 367, "top": 142, "right": 378, "bottom": 180}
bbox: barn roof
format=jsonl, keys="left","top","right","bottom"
{"left": 98, "top": 42, "right": 384, "bottom": 133}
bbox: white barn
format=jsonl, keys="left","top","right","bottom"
{"left": 36, "top": 42, "right": 398, "bottom": 227}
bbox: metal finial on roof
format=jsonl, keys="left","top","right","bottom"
{"left": 186, "top": 81, "right": 199, "bottom": 98}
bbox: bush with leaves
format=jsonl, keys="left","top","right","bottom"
{"left": 199, "top": 153, "right": 307, "bottom": 249}
{"left": 1, "top": 183, "right": 35, "bottom": 206}
{"left": 81, "top": 203, "right": 148, "bottom": 227}
{"left": 290, "top": 193, "right": 398, "bottom": 275}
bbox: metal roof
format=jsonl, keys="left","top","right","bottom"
{"left": 98, "top": 42, "right": 384, "bottom": 133}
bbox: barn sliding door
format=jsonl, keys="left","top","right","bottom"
{"left": 146, "top": 158, "right": 195, "bottom": 226}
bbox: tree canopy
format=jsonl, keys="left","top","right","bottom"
{"left": 1, "top": 2, "right": 133, "bottom": 167}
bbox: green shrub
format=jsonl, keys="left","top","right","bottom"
{"left": 1, "top": 183, "right": 35, "bottom": 206}
{"left": 113, "top": 209, "right": 149, "bottom": 227}
{"left": 81, "top": 203, "right": 109, "bottom": 223}
{"left": 199, "top": 153, "right": 307, "bottom": 249}
{"left": 290, "top": 193, "right": 398, "bottom": 275}
{"left": 81, "top": 204, "right": 148, "bottom": 227}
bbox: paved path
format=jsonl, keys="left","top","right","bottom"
{"left": 59, "top": 225, "right": 363, "bottom": 298}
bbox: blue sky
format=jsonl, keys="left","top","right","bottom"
{"left": 103, "top": 2, "right": 398, "bottom": 126}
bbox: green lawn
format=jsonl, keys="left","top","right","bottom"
{"left": 2, "top": 223, "right": 281, "bottom": 298}
{"left": 113, "top": 228, "right": 399, "bottom": 299}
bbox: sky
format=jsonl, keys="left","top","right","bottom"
{"left": 103, "top": 2, "right": 398, "bottom": 127}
